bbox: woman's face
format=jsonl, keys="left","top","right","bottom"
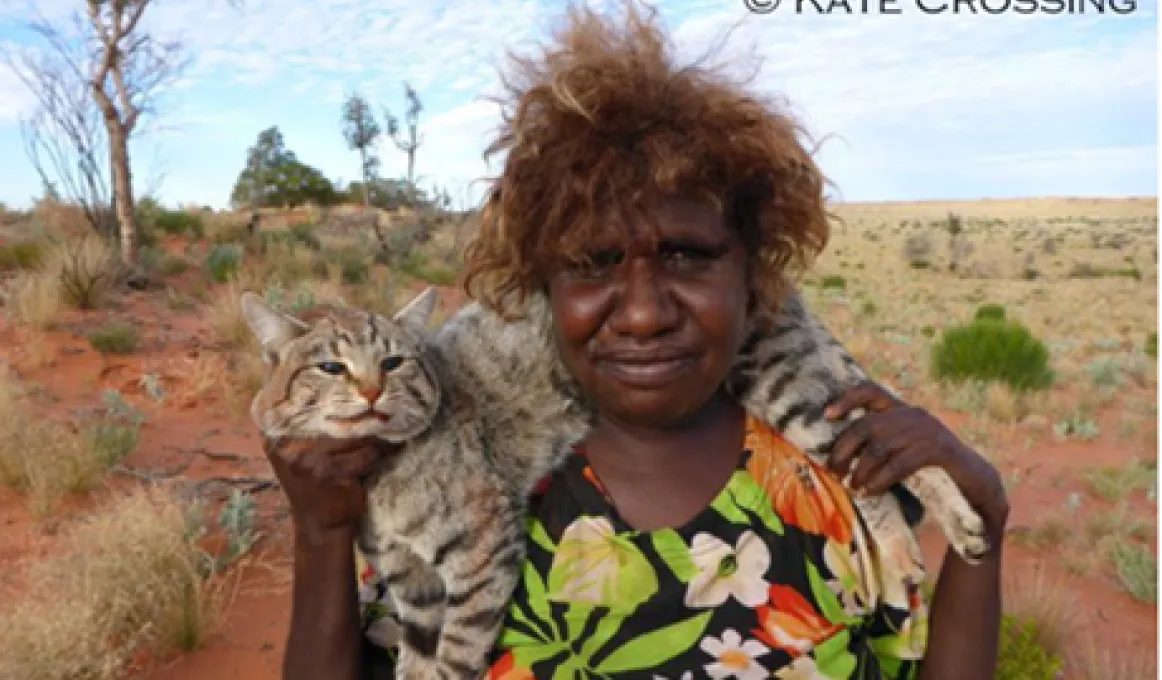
{"left": 546, "top": 196, "right": 750, "bottom": 430}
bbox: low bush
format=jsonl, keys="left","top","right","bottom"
{"left": 931, "top": 318, "right": 1054, "bottom": 392}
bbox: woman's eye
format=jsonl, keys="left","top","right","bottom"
{"left": 568, "top": 249, "right": 622, "bottom": 278}
{"left": 381, "top": 356, "right": 404, "bottom": 372}
{"left": 662, "top": 245, "right": 714, "bottom": 266}
{"left": 316, "top": 361, "right": 347, "bottom": 375}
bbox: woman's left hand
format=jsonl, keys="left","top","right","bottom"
{"left": 822, "top": 380, "right": 1010, "bottom": 542}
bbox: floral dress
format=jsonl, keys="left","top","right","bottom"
{"left": 357, "top": 414, "right": 930, "bottom": 678}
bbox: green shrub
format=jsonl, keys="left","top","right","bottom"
{"left": 204, "top": 244, "right": 244, "bottom": 283}
{"left": 154, "top": 209, "right": 205, "bottom": 238}
{"left": 328, "top": 248, "right": 369, "bottom": 284}
{"left": 995, "top": 615, "right": 1064, "bottom": 680}
{"left": 820, "top": 275, "right": 846, "bottom": 290}
{"left": 396, "top": 252, "right": 457, "bottom": 286}
{"left": 931, "top": 319, "right": 1053, "bottom": 392}
{"left": 920, "top": 325, "right": 936, "bottom": 339}
{"left": 289, "top": 222, "right": 322, "bottom": 250}
{"left": 87, "top": 321, "right": 139, "bottom": 355}
{"left": 1147, "top": 332, "right": 1157, "bottom": 359}
{"left": 160, "top": 255, "right": 190, "bottom": 276}
{"left": 974, "top": 304, "right": 1007, "bottom": 322}
{"left": 0, "top": 241, "right": 44, "bottom": 271}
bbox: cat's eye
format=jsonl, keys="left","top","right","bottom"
{"left": 317, "top": 361, "right": 347, "bottom": 375}
{"left": 381, "top": 356, "right": 404, "bottom": 372}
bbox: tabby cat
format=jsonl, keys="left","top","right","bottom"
{"left": 241, "top": 286, "right": 987, "bottom": 679}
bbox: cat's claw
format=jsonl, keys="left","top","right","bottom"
{"left": 943, "top": 505, "right": 991, "bottom": 565}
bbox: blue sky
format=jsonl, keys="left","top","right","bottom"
{"left": 0, "top": 0, "right": 1156, "bottom": 210}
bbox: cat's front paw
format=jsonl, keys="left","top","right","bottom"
{"left": 941, "top": 501, "right": 990, "bottom": 564}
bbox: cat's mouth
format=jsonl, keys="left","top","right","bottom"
{"left": 326, "top": 411, "right": 394, "bottom": 424}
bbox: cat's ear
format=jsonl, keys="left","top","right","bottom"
{"left": 393, "top": 286, "right": 438, "bottom": 329}
{"left": 239, "top": 292, "right": 307, "bottom": 364}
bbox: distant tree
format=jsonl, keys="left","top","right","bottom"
{"left": 385, "top": 82, "right": 423, "bottom": 204}
{"left": 230, "top": 126, "right": 338, "bottom": 209}
{"left": 341, "top": 91, "right": 382, "bottom": 207}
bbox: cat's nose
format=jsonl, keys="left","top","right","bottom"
{"left": 360, "top": 385, "right": 383, "bottom": 404}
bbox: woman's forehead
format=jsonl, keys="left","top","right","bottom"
{"left": 585, "top": 198, "right": 727, "bottom": 243}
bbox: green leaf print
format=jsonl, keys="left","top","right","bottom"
{"left": 812, "top": 627, "right": 858, "bottom": 679}
{"left": 710, "top": 471, "right": 785, "bottom": 535}
{"left": 806, "top": 559, "right": 860, "bottom": 627}
{"left": 546, "top": 517, "right": 658, "bottom": 609}
{"left": 651, "top": 529, "right": 697, "bottom": 583}
{"left": 520, "top": 559, "right": 561, "bottom": 640}
{"left": 709, "top": 473, "right": 751, "bottom": 525}
{"left": 527, "top": 516, "right": 557, "bottom": 554}
{"left": 593, "top": 610, "right": 713, "bottom": 674}
{"left": 578, "top": 609, "right": 623, "bottom": 663}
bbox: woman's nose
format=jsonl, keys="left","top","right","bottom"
{"left": 606, "top": 258, "right": 680, "bottom": 339}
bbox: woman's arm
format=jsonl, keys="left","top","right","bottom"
{"left": 284, "top": 527, "right": 366, "bottom": 680}
{"left": 824, "top": 381, "right": 1010, "bottom": 680}
{"left": 916, "top": 507, "right": 1007, "bottom": 680}
{"left": 260, "top": 435, "right": 399, "bottom": 680}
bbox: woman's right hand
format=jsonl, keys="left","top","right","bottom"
{"left": 262, "top": 435, "right": 398, "bottom": 545}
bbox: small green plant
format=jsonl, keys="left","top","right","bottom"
{"left": 931, "top": 319, "right": 1054, "bottom": 392}
{"left": 1086, "top": 355, "right": 1122, "bottom": 387}
{"left": 1053, "top": 411, "right": 1100, "bottom": 441}
{"left": 204, "top": 243, "right": 244, "bottom": 283}
{"left": 160, "top": 254, "right": 190, "bottom": 276}
{"left": 819, "top": 275, "right": 846, "bottom": 290}
{"left": 289, "top": 222, "right": 322, "bottom": 250}
{"left": 396, "top": 252, "right": 457, "bottom": 286}
{"left": 1146, "top": 331, "right": 1157, "bottom": 359}
{"left": 264, "top": 280, "right": 316, "bottom": 315}
{"left": 196, "top": 488, "right": 259, "bottom": 575}
{"left": 154, "top": 209, "right": 206, "bottom": 238}
{"left": 334, "top": 249, "right": 369, "bottom": 284}
{"left": 920, "top": 325, "right": 936, "bottom": 338}
{"left": 974, "top": 304, "right": 1007, "bottom": 322}
{"left": 83, "top": 389, "right": 145, "bottom": 467}
{"left": 1082, "top": 459, "right": 1156, "bottom": 503}
{"left": 87, "top": 321, "right": 139, "bottom": 355}
{"left": 1108, "top": 543, "right": 1157, "bottom": 603}
{"left": 994, "top": 614, "right": 1065, "bottom": 680}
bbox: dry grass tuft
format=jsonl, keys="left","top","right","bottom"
{"left": 208, "top": 279, "right": 254, "bottom": 348}
{"left": 0, "top": 487, "right": 219, "bottom": 680}
{"left": 1068, "top": 643, "right": 1157, "bottom": 680}
{"left": 0, "top": 367, "right": 110, "bottom": 517}
{"left": 1002, "top": 565, "right": 1077, "bottom": 659}
{"left": 6, "top": 269, "right": 63, "bottom": 329}
{"left": 42, "top": 232, "right": 120, "bottom": 309}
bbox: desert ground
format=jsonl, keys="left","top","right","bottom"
{"left": 0, "top": 196, "right": 1155, "bottom": 679}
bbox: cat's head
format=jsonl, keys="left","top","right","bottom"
{"left": 239, "top": 287, "right": 442, "bottom": 442}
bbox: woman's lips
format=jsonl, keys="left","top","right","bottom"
{"left": 596, "top": 355, "right": 696, "bottom": 388}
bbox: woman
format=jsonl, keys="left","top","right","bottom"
{"left": 266, "top": 3, "right": 1008, "bottom": 678}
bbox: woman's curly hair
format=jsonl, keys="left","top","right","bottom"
{"left": 461, "top": 0, "right": 833, "bottom": 317}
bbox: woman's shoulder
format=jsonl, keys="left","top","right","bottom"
{"left": 739, "top": 413, "right": 861, "bottom": 546}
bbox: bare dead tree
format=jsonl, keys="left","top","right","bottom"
{"left": 385, "top": 82, "right": 423, "bottom": 206}
{"left": 7, "top": 1, "right": 241, "bottom": 268}
{"left": 4, "top": 15, "right": 115, "bottom": 237}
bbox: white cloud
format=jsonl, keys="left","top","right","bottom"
{"left": 0, "top": 0, "right": 1155, "bottom": 207}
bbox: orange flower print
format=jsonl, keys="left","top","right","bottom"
{"left": 744, "top": 419, "right": 855, "bottom": 544}
{"left": 752, "top": 585, "right": 842, "bottom": 658}
{"left": 489, "top": 651, "right": 535, "bottom": 680}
